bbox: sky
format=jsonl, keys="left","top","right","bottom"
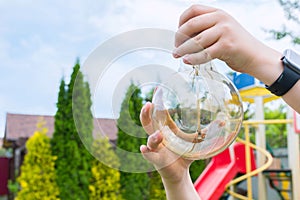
{"left": 0, "top": 0, "right": 299, "bottom": 138}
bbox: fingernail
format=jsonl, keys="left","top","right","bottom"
{"left": 172, "top": 49, "right": 181, "bottom": 58}
{"left": 183, "top": 56, "right": 191, "bottom": 64}
{"left": 153, "top": 131, "right": 161, "bottom": 141}
{"left": 143, "top": 102, "right": 150, "bottom": 112}
{"left": 153, "top": 137, "right": 158, "bottom": 143}
{"left": 140, "top": 145, "right": 148, "bottom": 153}
{"left": 173, "top": 53, "right": 180, "bottom": 58}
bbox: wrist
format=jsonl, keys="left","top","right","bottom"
{"left": 161, "top": 168, "right": 191, "bottom": 185}
{"left": 247, "top": 47, "right": 284, "bottom": 86}
{"left": 266, "top": 49, "right": 300, "bottom": 96}
{"left": 161, "top": 169, "right": 200, "bottom": 200}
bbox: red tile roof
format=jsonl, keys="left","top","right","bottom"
{"left": 4, "top": 113, "right": 118, "bottom": 142}
{"left": 94, "top": 118, "right": 118, "bottom": 140}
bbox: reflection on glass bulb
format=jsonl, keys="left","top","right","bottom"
{"left": 151, "top": 62, "right": 243, "bottom": 160}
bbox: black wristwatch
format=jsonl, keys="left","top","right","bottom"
{"left": 266, "top": 49, "right": 300, "bottom": 96}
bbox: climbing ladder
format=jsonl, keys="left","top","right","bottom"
{"left": 263, "top": 169, "right": 293, "bottom": 200}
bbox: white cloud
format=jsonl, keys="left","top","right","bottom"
{"left": 0, "top": 0, "right": 297, "bottom": 138}
{"left": 87, "top": 0, "right": 184, "bottom": 36}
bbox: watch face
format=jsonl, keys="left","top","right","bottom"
{"left": 285, "top": 49, "right": 300, "bottom": 74}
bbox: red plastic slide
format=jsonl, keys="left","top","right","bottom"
{"left": 194, "top": 142, "right": 256, "bottom": 200}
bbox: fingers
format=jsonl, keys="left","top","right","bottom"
{"left": 140, "top": 131, "right": 163, "bottom": 154}
{"left": 140, "top": 144, "right": 160, "bottom": 166}
{"left": 174, "top": 4, "right": 226, "bottom": 65}
{"left": 175, "top": 12, "right": 218, "bottom": 48}
{"left": 147, "top": 131, "right": 163, "bottom": 151}
{"left": 175, "top": 5, "right": 218, "bottom": 49}
{"left": 140, "top": 102, "right": 154, "bottom": 134}
{"left": 178, "top": 4, "right": 217, "bottom": 28}
{"left": 182, "top": 41, "right": 224, "bottom": 65}
{"left": 140, "top": 131, "right": 163, "bottom": 163}
{"left": 181, "top": 46, "right": 214, "bottom": 65}
{"left": 174, "top": 26, "right": 221, "bottom": 63}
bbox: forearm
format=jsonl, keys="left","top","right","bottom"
{"left": 247, "top": 46, "right": 300, "bottom": 113}
{"left": 161, "top": 169, "right": 200, "bottom": 200}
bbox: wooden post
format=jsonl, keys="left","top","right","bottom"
{"left": 287, "top": 107, "right": 300, "bottom": 200}
{"left": 255, "top": 96, "right": 267, "bottom": 200}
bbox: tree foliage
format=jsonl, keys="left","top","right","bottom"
{"left": 51, "top": 60, "right": 94, "bottom": 200}
{"left": 268, "top": 0, "right": 300, "bottom": 45}
{"left": 189, "top": 160, "right": 207, "bottom": 183}
{"left": 148, "top": 171, "right": 166, "bottom": 200}
{"left": 116, "top": 83, "right": 150, "bottom": 200}
{"left": 89, "top": 137, "right": 121, "bottom": 200}
{"left": 265, "top": 105, "right": 287, "bottom": 148}
{"left": 243, "top": 103, "right": 288, "bottom": 149}
{"left": 142, "top": 87, "right": 167, "bottom": 200}
{"left": 16, "top": 120, "right": 59, "bottom": 200}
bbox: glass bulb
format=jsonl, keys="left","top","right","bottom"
{"left": 151, "top": 62, "right": 243, "bottom": 160}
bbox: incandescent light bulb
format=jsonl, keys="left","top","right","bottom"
{"left": 151, "top": 61, "right": 243, "bottom": 160}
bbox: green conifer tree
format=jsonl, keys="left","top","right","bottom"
{"left": 144, "top": 88, "right": 167, "bottom": 200}
{"left": 16, "top": 120, "right": 60, "bottom": 200}
{"left": 51, "top": 60, "right": 93, "bottom": 200}
{"left": 69, "top": 60, "right": 94, "bottom": 196}
{"left": 117, "top": 83, "right": 150, "bottom": 200}
{"left": 189, "top": 160, "right": 207, "bottom": 182}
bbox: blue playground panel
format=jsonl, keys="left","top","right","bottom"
{"left": 232, "top": 72, "right": 264, "bottom": 90}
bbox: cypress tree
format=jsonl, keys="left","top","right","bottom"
{"left": 69, "top": 60, "right": 94, "bottom": 197}
{"left": 116, "top": 83, "right": 150, "bottom": 200}
{"left": 189, "top": 160, "right": 207, "bottom": 182}
{"left": 51, "top": 78, "right": 73, "bottom": 199}
{"left": 52, "top": 60, "right": 93, "bottom": 200}
{"left": 145, "top": 87, "right": 167, "bottom": 200}
{"left": 51, "top": 78, "right": 67, "bottom": 161}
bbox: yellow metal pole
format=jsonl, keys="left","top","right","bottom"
{"left": 226, "top": 138, "right": 273, "bottom": 199}
{"left": 228, "top": 138, "right": 273, "bottom": 184}
{"left": 225, "top": 119, "right": 292, "bottom": 199}
{"left": 243, "top": 119, "right": 293, "bottom": 125}
{"left": 244, "top": 124, "right": 252, "bottom": 200}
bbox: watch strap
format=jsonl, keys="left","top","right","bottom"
{"left": 266, "top": 58, "right": 300, "bottom": 96}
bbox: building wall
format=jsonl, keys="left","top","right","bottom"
{"left": 0, "top": 157, "right": 10, "bottom": 195}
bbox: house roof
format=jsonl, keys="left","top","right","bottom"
{"left": 4, "top": 113, "right": 118, "bottom": 143}
{"left": 5, "top": 113, "right": 55, "bottom": 140}
{"left": 94, "top": 118, "right": 118, "bottom": 140}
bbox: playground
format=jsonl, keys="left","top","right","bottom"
{"left": 193, "top": 73, "right": 300, "bottom": 200}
